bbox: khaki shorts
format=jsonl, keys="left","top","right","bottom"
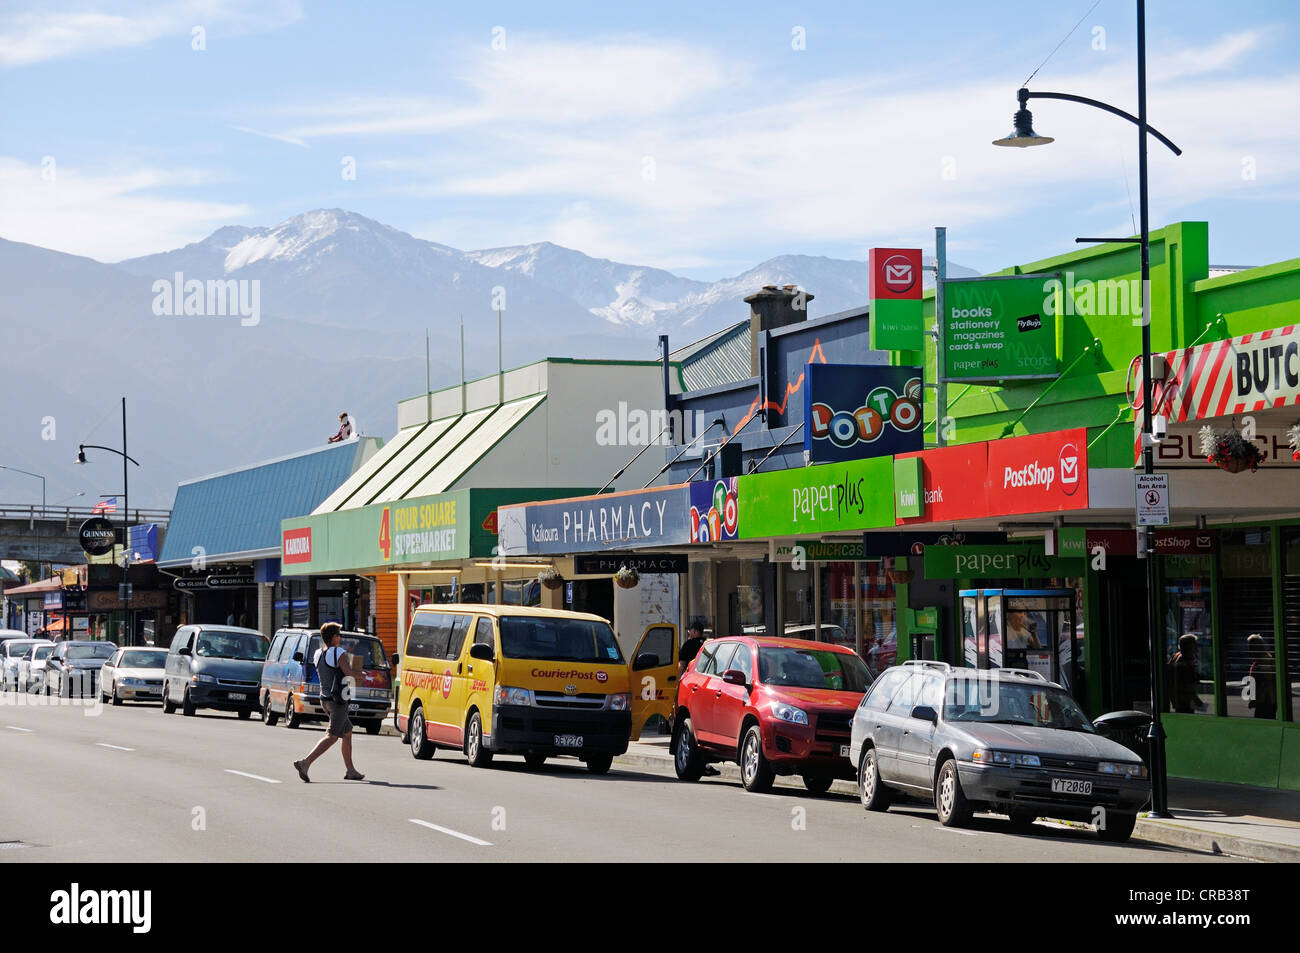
{"left": 322, "top": 698, "right": 352, "bottom": 738}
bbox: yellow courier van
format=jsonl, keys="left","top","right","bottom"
{"left": 395, "top": 605, "right": 676, "bottom": 774}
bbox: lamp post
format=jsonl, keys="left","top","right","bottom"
{"left": 0, "top": 465, "right": 46, "bottom": 578}
{"left": 77, "top": 398, "right": 140, "bottom": 644}
{"left": 992, "top": 0, "right": 1179, "bottom": 817}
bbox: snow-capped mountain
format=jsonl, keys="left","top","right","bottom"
{"left": 1, "top": 209, "right": 979, "bottom": 506}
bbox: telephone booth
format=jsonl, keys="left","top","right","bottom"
{"left": 959, "top": 589, "right": 1080, "bottom": 697}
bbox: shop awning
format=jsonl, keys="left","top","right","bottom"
{"left": 157, "top": 438, "right": 380, "bottom": 568}
{"left": 311, "top": 394, "right": 546, "bottom": 514}
{"left": 3, "top": 576, "right": 64, "bottom": 595}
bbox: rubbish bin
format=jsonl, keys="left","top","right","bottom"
{"left": 1092, "top": 710, "right": 1152, "bottom": 764}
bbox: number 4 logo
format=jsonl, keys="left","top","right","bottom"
{"left": 379, "top": 507, "right": 392, "bottom": 561}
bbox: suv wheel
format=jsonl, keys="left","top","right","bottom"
{"left": 858, "top": 747, "right": 891, "bottom": 812}
{"left": 935, "top": 759, "right": 973, "bottom": 827}
{"left": 740, "top": 725, "right": 774, "bottom": 793}
{"left": 672, "top": 717, "right": 704, "bottom": 782}
{"left": 408, "top": 706, "right": 435, "bottom": 760}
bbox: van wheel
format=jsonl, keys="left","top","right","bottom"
{"left": 1097, "top": 811, "right": 1137, "bottom": 843}
{"left": 465, "top": 711, "right": 493, "bottom": 767}
{"left": 162, "top": 685, "right": 176, "bottom": 714}
{"left": 802, "top": 772, "right": 833, "bottom": 795}
{"left": 673, "top": 717, "right": 705, "bottom": 781}
{"left": 284, "top": 695, "right": 302, "bottom": 729}
{"left": 237, "top": 709, "right": 251, "bottom": 720}
{"left": 408, "top": 706, "right": 434, "bottom": 760}
{"left": 363, "top": 720, "right": 381, "bottom": 736}
{"left": 935, "top": 759, "right": 973, "bottom": 827}
{"left": 740, "top": 725, "right": 774, "bottom": 793}
{"left": 181, "top": 689, "right": 196, "bottom": 717}
{"left": 262, "top": 694, "right": 279, "bottom": 726}
{"left": 585, "top": 754, "right": 613, "bottom": 775}
{"left": 858, "top": 747, "right": 891, "bottom": 812}
{"left": 525, "top": 753, "right": 547, "bottom": 770}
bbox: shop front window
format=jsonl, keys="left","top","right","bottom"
{"left": 1162, "top": 554, "right": 1215, "bottom": 716}
{"left": 782, "top": 565, "right": 813, "bottom": 632}
{"left": 688, "top": 561, "right": 714, "bottom": 637}
{"left": 1219, "top": 529, "right": 1277, "bottom": 719}
{"left": 1285, "top": 530, "right": 1300, "bottom": 722}
{"left": 820, "top": 562, "right": 858, "bottom": 653}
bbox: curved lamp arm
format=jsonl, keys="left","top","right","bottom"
{"left": 1019, "top": 87, "right": 1182, "bottom": 156}
{"left": 78, "top": 444, "right": 141, "bottom": 467}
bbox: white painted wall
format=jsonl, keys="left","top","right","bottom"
{"left": 612, "top": 573, "right": 679, "bottom": 660}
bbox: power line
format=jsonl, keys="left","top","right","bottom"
{"left": 1023, "top": 0, "right": 1104, "bottom": 87}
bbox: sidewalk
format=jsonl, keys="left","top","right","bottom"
{"left": 614, "top": 737, "right": 1300, "bottom": 862}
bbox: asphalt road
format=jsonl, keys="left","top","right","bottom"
{"left": 0, "top": 691, "right": 1235, "bottom": 863}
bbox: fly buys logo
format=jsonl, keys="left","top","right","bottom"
{"left": 50, "top": 884, "right": 151, "bottom": 933}
{"left": 1002, "top": 442, "right": 1081, "bottom": 496}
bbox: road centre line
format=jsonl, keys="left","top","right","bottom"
{"left": 225, "top": 769, "right": 281, "bottom": 784}
{"left": 96, "top": 742, "right": 135, "bottom": 751}
{"left": 408, "top": 818, "right": 493, "bottom": 846}
{"left": 6, "top": 726, "right": 33, "bottom": 733}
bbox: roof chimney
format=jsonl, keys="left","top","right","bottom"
{"left": 744, "top": 284, "right": 813, "bottom": 376}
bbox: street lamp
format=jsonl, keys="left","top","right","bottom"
{"left": 993, "top": 0, "right": 1180, "bottom": 817}
{"left": 0, "top": 465, "right": 46, "bottom": 578}
{"left": 76, "top": 397, "right": 140, "bottom": 644}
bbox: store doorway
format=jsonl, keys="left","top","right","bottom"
{"left": 1099, "top": 559, "right": 1152, "bottom": 714}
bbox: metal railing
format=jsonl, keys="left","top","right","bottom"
{"left": 0, "top": 504, "right": 171, "bottom": 525}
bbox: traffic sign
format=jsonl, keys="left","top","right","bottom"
{"left": 1135, "top": 473, "right": 1170, "bottom": 526}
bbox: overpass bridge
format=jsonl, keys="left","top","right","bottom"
{"left": 0, "top": 505, "right": 171, "bottom": 566}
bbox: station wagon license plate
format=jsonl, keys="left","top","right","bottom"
{"left": 1051, "top": 778, "right": 1092, "bottom": 795}
{"left": 839, "top": 745, "right": 850, "bottom": 758}
{"left": 227, "top": 692, "right": 247, "bottom": 701}
{"left": 554, "top": 734, "right": 583, "bottom": 748}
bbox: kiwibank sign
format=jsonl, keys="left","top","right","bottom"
{"left": 738, "top": 456, "right": 895, "bottom": 538}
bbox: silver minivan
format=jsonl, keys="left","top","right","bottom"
{"left": 162, "top": 624, "right": 269, "bottom": 718}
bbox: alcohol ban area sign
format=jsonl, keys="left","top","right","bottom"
{"left": 1135, "top": 473, "right": 1170, "bottom": 526}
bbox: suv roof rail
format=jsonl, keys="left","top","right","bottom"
{"left": 998, "top": 668, "right": 1048, "bottom": 682}
{"left": 901, "top": 659, "right": 951, "bottom": 672}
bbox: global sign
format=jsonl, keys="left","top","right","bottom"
{"left": 78, "top": 517, "right": 118, "bottom": 556}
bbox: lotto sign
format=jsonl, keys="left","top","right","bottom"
{"left": 868, "top": 248, "right": 924, "bottom": 351}
{"left": 689, "top": 478, "right": 739, "bottom": 542}
{"left": 804, "top": 364, "right": 923, "bottom": 463}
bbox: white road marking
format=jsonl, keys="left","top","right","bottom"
{"left": 6, "top": 726, "right": 33, "bottom": 733}
{"left": 937, "top": 827, "right": 978, "bottom": 836}
{"left": 225, "top": 769, "right": 281, "bottom": 784}
{"left": 96, "top": 743, "right": 134, "bottom": 751}
{"left": 408, "top": 818, "right": 492, "bottom": 846}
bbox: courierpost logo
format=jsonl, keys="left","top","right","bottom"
{"left": 50, "top": 884, "right": 151, "bottom": 933}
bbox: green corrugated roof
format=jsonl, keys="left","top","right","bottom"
{"left": 672, "top": 321, "right": 751, "bottom": 390}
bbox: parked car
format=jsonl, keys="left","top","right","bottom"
{"left": 45, "top": 641, "right": 118, "bottom": 697}
{"left": 850, "top": 661, "right": 1150, "bottom": 841}
{"left": 2, "top": 638, "right": 49, "bottom": 691}
{"left": 100, "top": 646, "right": 168, "bottom": 705}
{"left": 19, "top": 642, "right": 56, "bottom": 693}
{"left": 672, "top": 636, "right": 874, "bottom": 794}
{"left": 260, "top": 627, "right": 391, "bottom": 734}
{"left": 161, "top": 625, "right": 268, "bottom": 718}
{"left": 0, "top": 628, "right": 30, "bottom": 650}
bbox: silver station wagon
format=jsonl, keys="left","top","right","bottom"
{"left": 850, "top": 661, "right": 1150, "bottom": 842}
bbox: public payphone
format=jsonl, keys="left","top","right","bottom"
{"left": 959, "top": 589, "right": 1079, "bottom": 696}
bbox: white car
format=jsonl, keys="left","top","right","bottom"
{"left": 100, "top": 647, "right": 168, "bottom": 705}
{"left": 2, "top": 638, "right": 51, "bottom": 691}
{"left": 19, "top": 642, "right": 56, "bottom": 692}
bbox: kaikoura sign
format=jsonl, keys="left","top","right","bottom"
{"left": 498, "top": 485, "right": 692, "bottom": 556}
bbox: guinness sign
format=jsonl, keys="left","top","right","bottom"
{"left": 78, "top": 517, "right": 118, "bottom": 556}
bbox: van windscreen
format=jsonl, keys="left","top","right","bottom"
{"left": 498, "top": 618, "right": 624, "bottom": 664}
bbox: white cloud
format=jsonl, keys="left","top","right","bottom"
{"left": 0, "top": 156, "right": 250, "bottom": 260}
{"left": 0, "top": 0, "right": 302, "bottom": 69}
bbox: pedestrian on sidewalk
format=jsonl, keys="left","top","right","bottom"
{"left": 679, "top": 619, "right": 708, "bottom": 676}
{"left": 1247, "top": 633, "right": 1277, "bottom": 719}
{"left": 293, "top": 622, "right": 365, "bottom": 782}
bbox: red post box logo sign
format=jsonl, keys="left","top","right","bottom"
{"left": 985, "top": 429, "right": 1089, "bottom": 516}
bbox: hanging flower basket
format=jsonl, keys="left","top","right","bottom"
{"left": 537, "top": 567, "right": 563, "bottom": 590}
{"left": 1288, "top": 421, "right": 1300, "bottom": 463}
{"left": 614, "top": 565, "right": 640, "bottom": 589}
{"left": 887, "top": 569, "right": 914, "bottom": 584}
{"left": 1198, "top": 425, "right": 1263, "bottom": 473}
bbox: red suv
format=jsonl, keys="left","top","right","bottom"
{"left": 672, "top": 637, "right": 874, "bottom": 794}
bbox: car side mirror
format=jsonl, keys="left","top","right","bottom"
{"left": 469, "top": 643, "right": 495, "bottom": 663}
{"left": 722, "top": 669, "right": 748, "bottom": 687}
{"left": 911, "top": 705, "right": 939, "bottom": 724}
{"left": 633, "top": 652, "right": 660, "bottom": 671}
{"left": 389, "top": 653, "right": 400, "bottom": 667}
{"left": 178, "top": 646, "right": 191, "bottom": 657}
{"left": 292, "top": 652, "right": 304, "bottom": 663}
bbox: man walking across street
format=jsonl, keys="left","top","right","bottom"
{"left": 293, "top": 622, "right": 365, "bottom": 782}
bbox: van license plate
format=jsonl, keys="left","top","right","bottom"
{"left": 839, "top": 745, "right": 850, "bottom": 758}
{"left": 348, "top": 704, "right": 359, "bottom": 713}
{"left": 228, "top": 693, "right": 247, "bottom": 701}
{"left": 1051, "top": 778, "right": 1092, "bottom": 795}
{"left": 554, "top": 734, "right": 583, "bottom": 748}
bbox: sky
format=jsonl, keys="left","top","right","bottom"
{"left": 2, "top": 0, "right": 1299, "bottom": 278}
